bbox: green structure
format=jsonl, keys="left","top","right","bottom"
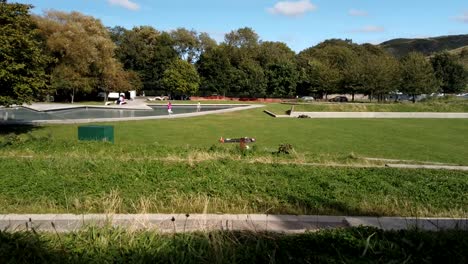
{"left": 78, "top": 125, "right": 114, "bottom": 143}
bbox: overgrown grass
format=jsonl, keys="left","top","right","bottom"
{"left": 1, "top": 227, "right": 467, "bottom": 263}
{"left": 0, "top": 140, "right": 467, "bottom": 216}
{"left": 292, "top": 97, "right": 468, "bottom": 112}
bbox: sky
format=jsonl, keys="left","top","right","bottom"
{"left": 17, "top": 0, "right": 468, "bottom": 52}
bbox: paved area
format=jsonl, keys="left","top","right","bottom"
{"left": 3, "top": 103, "right": 264, "bottom": 124}
{"left": 1, "top": 214, "right": 466, "bottom": 233}
{"left": 24, "top": 100, "right": 152, "bottom": 111}
{"left": 386, "top": 163, "right": 468, "bottom": 171}
{"left": 289, "top": 112, "right": 468, "bottom": 118}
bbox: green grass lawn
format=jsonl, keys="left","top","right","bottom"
{"left": 1, "top": 105, "right": 467, "bottom": 216}
{"left": 291, "top": 97, "right": 468, "bottom": 113}
{"left": 11, "top": 104, "right": 467, "bottom": 164}
{"left": 1, "top": 152, "right": 466, "bottom": 216}
{"left": 0, "top": 104, "right": 468, "bottom": 216}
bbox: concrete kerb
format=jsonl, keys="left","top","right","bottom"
{"left": 1, "top": 214, "right": 466, "bottom": 233}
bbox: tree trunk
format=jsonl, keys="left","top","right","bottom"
{"left": 352, "top": 92, "right": 355, "bottom": 102}
{"left": 412, "top": 94, "right": 416, "bottom": 103}
{"left": 71, "top": 88, "right": 75, "bottom": 104}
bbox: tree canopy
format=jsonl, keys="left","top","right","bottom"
{"left": 161, "top": 59, "right": 200, "bottom": 96}
{"left": 35, "top": 11, "right": 131, "bottom": 103}
{"left": 1, "top": 4, "right": 467, "bottom": 104}
{"left": 0, "top": 0, "right": 50, "bottom": 106}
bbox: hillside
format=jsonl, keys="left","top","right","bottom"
{"left": 380, "top": 34, "right": 468, "bottom": 58}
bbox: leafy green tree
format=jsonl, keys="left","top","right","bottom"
{"left": 170, "top": 28, "right": 217, "bottom": 63}
{"left": 400, "top": 52, "right": 439, "bottom": 102}
{"left": 196, "top": 46, "right": 234, "bottom": 96}
{"left": 256, "top": 41, "right": 296, "bottom": 67}
{"left": 229, "top": 60, "right": 267, "bottom": 97}
{"left": 110, "top": 26, "right": 178, "bottom": 92}
{"left": 431, "top": 52, "right": 468, "bottom": 94}
{"left": 224, "top": 27, "right": 259, "bottom": 49}
{"left": 0, "top": 0, "right": 50, "bottom": 106}
{"left": 360, "top": 45, "right": 401, "bottom": 101}
{"left": 265, "top": 63, "right": 298, "bottom": 97}
{"left": 35, "top": 11, "right": 130, "bottom": 103}
{"left": 161, "top": 59, "right": 200, "bottom": 95}
{"left": 297, "top": 42, "right": 351, "bottom": 98}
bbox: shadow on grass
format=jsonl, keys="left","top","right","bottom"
{"left": 286, "top": 194, "right": 385, "bottom": 216}
{"left": 0, "top": 124, "right": 41, "bottom": 135}
{"left": 0, "top": 228, "right": 467, "bottom": 263}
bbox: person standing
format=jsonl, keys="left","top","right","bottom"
{"left": 167, "top": 101, "right": 173, "bottom": 115}
{"left": 197, "top": 102, "right": 201, "bottom": 112}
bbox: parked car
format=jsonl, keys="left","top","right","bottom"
{"left": 300, "top": 96, "right": 314, "bottom": 101}
{"left": 329, "top": 96, "right": 348, "bottom": 102}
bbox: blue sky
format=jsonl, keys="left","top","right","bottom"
{"left": 18, "top": 0, "right": 468, "bottom": 52}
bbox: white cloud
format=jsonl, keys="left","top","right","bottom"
{"left": 267, "top": 0, "right": 317, "bottom": 17}
{"left": 351, "top": 26, "right": 385, "bottom": 33}
{"left": 349, "top": 9, "right": 368, "bottom": 17}
{"left": 454, "top": 12, "right": 468, "bottom": 23}
{"left": 107, "top": 0, "right": 140, "bottom": 11}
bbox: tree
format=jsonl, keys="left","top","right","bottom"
{"left": 230, "top": 60, "right": 267, "bottom": 97}
{"left": 256, "top": 41, "right": 296, "bottom": 67}
{"left": 265, "top": 63, "right": 298, "bottom": 97}
{"left": 161, "top": 59, "right": 200, "bottom": 96}
{"left": 170, "top": 28, "right": 217, "bottom": 63}
{"left": 400, "top": 52, "right": 438, "bottom": 102}
{"left": 0, "top": 0, "right": 50, "bottom": 106}
{"left": 360, "top": 45, "right": 400, "bottom": 102}
{"left": 110, "top": 26, "right": 178, "bottom": 92}
{"left": 224, "top": 27, "right": 259, "bottom": 49}
{"left": 35, "top": 11, "right": 131, "bottom": 103}
{"left": 257, "top": 41, "right": 298, "bottom": 98}
{"left": 196, "top": 46, "right": 234, "bottom": 96}
{"left": 431, "top": 52, "right": 468, "bottom": 94}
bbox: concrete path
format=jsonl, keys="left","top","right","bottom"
{"left": 289, "top": 112, "right": 468, "bottom": 118}
{"left": 386, "top": 164, "right": 468, "bottom": 171}
{"left": 3, "top": 103, "right": 264, "bottom": 124}
{"left": 1, "top": 214, "right": 466, "bottom": 233}
{"left": 24, "top": 101, "right": 152, "bottom": 111}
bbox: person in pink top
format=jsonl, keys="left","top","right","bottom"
{"left": 167, "top": 101, "right": 173, "bottom": 115}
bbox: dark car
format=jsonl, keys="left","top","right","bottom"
{"left": 329, "top": 96, "right": 348, "bottom": 102}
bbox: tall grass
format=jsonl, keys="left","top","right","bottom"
{"left": 1, "top": 227, "right": 467, "bottom": 263}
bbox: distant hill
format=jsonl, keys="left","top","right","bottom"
{"left": 380, "top": 34, "right": 468, "bottom": 58}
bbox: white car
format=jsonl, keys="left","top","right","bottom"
{"left": 301, "top": 96, "right": 314, "bottom": 101}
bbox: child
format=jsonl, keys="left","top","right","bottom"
{"left": 167, "top": 101, "right": 173, "bottom": 115}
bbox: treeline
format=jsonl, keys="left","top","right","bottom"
{"left": 1, "top": 1, "right": 467, "bottom": 105}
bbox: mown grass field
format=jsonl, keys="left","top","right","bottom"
{"left": 1, "top": 103, "right": 467, "bottom": 216}
{"left": 1, "top": 227, "right": 467, "bottom": 263}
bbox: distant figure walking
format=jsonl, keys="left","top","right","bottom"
{"left": 197, "top": 102, "right": 201, "bottom": 112}
{"left": 167, "top": 101, "right": 173, "bottom": 115}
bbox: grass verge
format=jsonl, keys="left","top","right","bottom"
{"left": 291, "top": 97, "right": 468, "bottom": 113}
{"left": 1, "top": 227, "right": 467, "bottom": 263}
